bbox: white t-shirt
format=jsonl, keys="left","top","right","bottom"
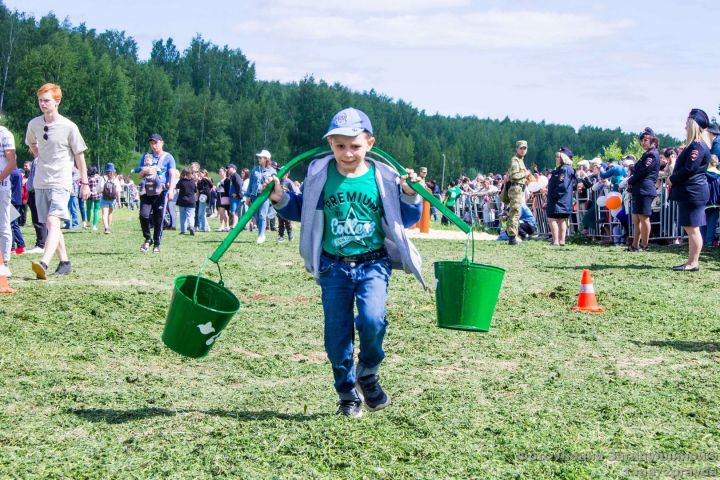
{"left": 25, "top": 114, "right": 87, "bottom": 191}
{"left": 0, "top": 126, "right": 16, "bottom": 191}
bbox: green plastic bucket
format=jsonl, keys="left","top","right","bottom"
{"left": 434, "top": 260, "right": 505, "bottom": 332}
{"left": 162, "top": 274, "right": 240, "bottom": 358}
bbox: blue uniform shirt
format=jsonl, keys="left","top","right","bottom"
{"left": 547, "top": 164, "right": 576, "bottom": 216}
{"left": 669, "top": 141, "right": 711, "bottom": 203}
{"left": 628, "top": 147, "right": 659, "bottom": 196}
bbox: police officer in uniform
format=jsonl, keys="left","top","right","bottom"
{"left": 546, "top": 148, "right": 577, "bottom": 246}
{"left": 506, "top": 140, "right": 532, "bottom": 245}
{"left": 669, "top": 108, "right": 712, "bottom": 271}
{"left": 627, "top": 127, "right": 660, "bottom": 251}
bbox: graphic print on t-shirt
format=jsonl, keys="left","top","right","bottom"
{"left": 326, "top": 200, "right": 378, "bottom": 249}
{"left": 322, "top": 163, "right": 385, "bottom": 256}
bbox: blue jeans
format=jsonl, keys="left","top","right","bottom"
{"left": 318, "top": 254, "right": 391, "bottom": 401}
{"left": 197, "top": 201, "right": 208, "bottom": 231}
{"left": 701, "top": 207, "right": 719, "bottom": 246}
{"left": 65, "top": 195, "right": 79, "bottom": 229}
{"left": 178, "top": 206, "right": 195, "bottom": 233}
{"left": 253, "top": 197, "right": 270, "bottom": 235}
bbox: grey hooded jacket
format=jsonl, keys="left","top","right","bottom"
{"left": 274, "top": 154, "right": 427, "bottom": 288}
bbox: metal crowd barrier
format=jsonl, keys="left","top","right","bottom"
{"left": 451, "top": 181, "right": 690, "bottom": 243}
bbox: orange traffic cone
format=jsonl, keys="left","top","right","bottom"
{"left": 0, "top": 266, "right": 14, "bottom": 294}
{"left": 571, "top": 269, "right": 604, "bottom": 313}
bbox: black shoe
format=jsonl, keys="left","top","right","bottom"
{"left": 626, "top": 246, "right": 641, "bottom": 252}
{"left": 508, "top": 236, "right": 518, "bottom": 245}
{"left": 336, "top": 399, "right": 363, "bottom": 418}
{"left": 672, "top": 264, "right": 700, "bottom": 271}
{"left": 31, "top": 260, "right": 48, "bottom": 280}
{"left": 52, "top": 261, "right": 72, "bottom": 275}
{"left": 189, "top": 228, "right": 195, "bottom": 236}
{"left": 356, "top": 374, "right": 391, "bottom": 412}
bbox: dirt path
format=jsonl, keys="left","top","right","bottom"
{"left": 406, "top": 228, "right": 497, "bottom": 241}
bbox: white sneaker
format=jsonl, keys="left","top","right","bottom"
{"left": 0, "top": 264, "right": 11, "bottom": 277}
{"left": 256, "top": 234, "right": 266, "bottom": 244}
{"left": 26, "top": 246, "right": 44, "bottom": 254}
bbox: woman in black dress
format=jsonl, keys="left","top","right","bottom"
{"left": 669, "top": 109, "right": 713, "bottom": 271}
{"left": 546, "top": 148, "right": 576, "bottom": 246}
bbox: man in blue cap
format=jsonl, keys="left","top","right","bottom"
{"left": 137, "top": 133, "right": 177, "bottom": 253}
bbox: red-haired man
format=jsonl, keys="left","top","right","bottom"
{"left": 25, "top": 83, "right": 89, "bottom": 279}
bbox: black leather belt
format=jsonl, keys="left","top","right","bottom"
{"left": 322, "top": 248, "right": 388, "bottom": 264}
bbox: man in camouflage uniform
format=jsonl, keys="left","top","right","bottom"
{"left": 506, "top": 140, "right": 530, "bottom": 245}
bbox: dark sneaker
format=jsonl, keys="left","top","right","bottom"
{"left": 288, "top": 233, "right": 294, "bottom": 241}
{"left": 189, "top": 228, "right": 195, "bottom": 236}
{"left": 672, "top": 264, "right": 700, "bottom": 272}
{"left": 356, "top": 374, "right": 391, "bottom": 412}
{"left": 336, "top": 399, "right": 363, "bottom": 418}
{"left": 508, "top": 236, "right": 518, "bottom": 245}
{"left": 52, "top": 261, "right": 73, "bottom": 276}
{"left": 31, "top": 261, "right": 48, "bottom": 280}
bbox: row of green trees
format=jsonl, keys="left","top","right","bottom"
{"left": 0, "top": 3, "right": 686, "bottom": 181}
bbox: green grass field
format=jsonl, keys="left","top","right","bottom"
{"left": 1, "top": 209, "right": 719, "bottom": 479}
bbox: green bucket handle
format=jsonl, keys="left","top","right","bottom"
{"left": 205, "top": 146, "right": 472, "bottom": 266}
{"left": 193, "top": 257, "right": 225, "bottom": 305}
{"left": 208, "top": 146, "right": 329, "bottom": 263}
{"left": 369, "top": 147, "right": 471, "bottom": 234}
{"left": 464, "top": 230, "right": 476, "bottom": 264}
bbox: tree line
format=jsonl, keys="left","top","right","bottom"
{"left": 0, "top": 2, "right": 685, "bottom": 182}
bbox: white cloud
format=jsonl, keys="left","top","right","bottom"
{"left": 265, "top": 0, "right": 472, "bottom": 14}
{"left": 236, "top": 10, "right": 634, "bottom": 50}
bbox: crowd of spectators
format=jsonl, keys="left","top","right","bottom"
{"left": 8, "top": 115, "right": 719, "bottom": 265}
{"left": 430, "top": 121, "right": 720, "bottom": 256}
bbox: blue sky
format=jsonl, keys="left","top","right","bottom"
{"left": 7, "top": 0, "right": 719, "bottom": 139}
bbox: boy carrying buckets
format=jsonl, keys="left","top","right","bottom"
{"left": 267, "top": 108, "right": 426, "bottom": 417}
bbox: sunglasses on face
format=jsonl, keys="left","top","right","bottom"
{"left": 43, "top": 125, "right": 49, "bottom": 141}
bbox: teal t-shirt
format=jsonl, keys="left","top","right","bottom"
{"left": 322, "top": 162, "right": 385, "bottom": 256}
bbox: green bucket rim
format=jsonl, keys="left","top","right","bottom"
{"left": 173, "top": 274, "right": 240, "bottom": 315}
{"left": 434, "top": 260, "right": 507, "bottom": 274}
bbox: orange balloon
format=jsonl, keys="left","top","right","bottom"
{"left": 606, "top": 196, "right": 622, "bottom": 210}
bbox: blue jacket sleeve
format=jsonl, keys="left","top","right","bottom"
{"left": 274, "top": 186, "right": 304, "bottom": 222}
{"left": 399, "top": 188, "right": 422, "bottom": 228}
{"left": 600, "top": 166, "right": 620, "bottom": 179}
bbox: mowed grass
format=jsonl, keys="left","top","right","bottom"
{"left": 1, "top": 208, "right": 719, "bottom": 479}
